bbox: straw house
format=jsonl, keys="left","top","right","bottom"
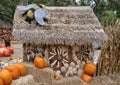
{"left": 0, "top": 19, "right": 14, "bottom": 41}
{"left": 13, "top": 6, "right": 108, "bottom": 77}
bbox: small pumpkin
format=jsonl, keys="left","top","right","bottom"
{"left": 5, "top": 65, "right": 20, "bottom": 79}
{"left": 3, "top": 48, "right": 11, "bottom": 56}
{"left": 0, "top": 78, "right": 4, "bottom": 85}
{"left": 84, "top": 62, "right": 96, "bottom": 75}
{"left": 81, "top": 73, "right": 92, "bottom": 83}
{"left": 13, "top": 63, "right": 26, "bottom": 76}
{"left": 0, "top": 43, "right": 5, "bottom": 48}
{"left": 0, "top": 69, "right": 13, "bottom": 85}
{"left": 7, "top": 46, "right": 14, "bottom": 54}
{"left": 54, "top": 75, "right": 61, "bottom": 80}
{"left": 0, "top": 51, "right": 4, "bottom": 57}
{"left": 34, "top": 57, "right": 46, "bottom": 69}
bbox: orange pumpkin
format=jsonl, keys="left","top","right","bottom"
{"left": 0, "top": 69, "right": 13, "bottom": 85}
{"left": 7, "top": 46, "right": 14, "bottom": 54}
{"left": 54, "top": 75, "right": 61, "bottom": 80}
{"left": 84, "top": 62, "right": 96, "bottom": 75}
{"left": 13, "top": 63, "right": 26, "bottom": 76}
{"left": 0, "top": 43, "right": 5, "bottom": 48}
{"left": 0, "top": 78, "right": 4, "bottom": 85}
{"left": 34, "top": 57, "right": 46, "bottom": 69}
{"left": 5, "top": 65, "right": 20, "bottom": 79}
{"left": 0, "top": 51, "right": 4, "bottom": 57}
{"left": 3, "top": 48, "right": 11, "bottom": 56}
{"left": 81, "top": 73, "right": 92, "bottom": 83}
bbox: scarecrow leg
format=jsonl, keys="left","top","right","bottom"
{"left": 22, "top": 11, "right": 28, "bottom": 16}
{"left": 5, "top": 40, "right": 11, "bottom": 47}
{"left": 25, "top": 16, "right": 31, "bottom": 24}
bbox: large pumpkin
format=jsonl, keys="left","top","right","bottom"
{"left": 0, "top": 78, "right": 4, "bottom": 85}
{"left": 13, "top": 63, "right": 26, "bottom": 76}
{"left": 34, "top": 57, "right": 46, "bottom": 69}
{"left": 5, "top": 65, "right": 20, "bottom": 79}
{"left": 81, "top": 73, "right": 92, "bottom": 83}
{"left": 84, "top": 62, "right": 96, "bottom": 75}
{"left": 0, "top": 69, "right": 13, "bottom": 85}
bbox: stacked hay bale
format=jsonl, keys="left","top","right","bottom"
{"left": 97, "top": 20, "right": 120, "bottom": 75}
{"left": 13, "top": 6, "right": 107, "bottom": 80}
{"left": 11, "top": 75, "right": 44, "bottom": 85}
{"left": 0, "top": 19, "right": 14, "bottom": 41}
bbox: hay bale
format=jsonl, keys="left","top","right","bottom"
{"left": 11, "top": 43, "right": 23, "bottom": 57}
{"left": 23, "top": 62, "right": 120, "bottom": 85}
{"left": 25, "top": 62, "right": 54, "bottom": 85}
{"left": 11, "top": 75, "right": 36, "bottom": 85}
{"left": 89, "top": 75, "right": 117, "bottom": 85}
{"left": 52, "top": 76, "right": 83, "bottom": 85}
{"left": 0, "top": 19, "right": 14, "bottom": 40}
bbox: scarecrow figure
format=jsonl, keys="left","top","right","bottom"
{"left": 18, "top": 4, "right": 50, "bottom": 26}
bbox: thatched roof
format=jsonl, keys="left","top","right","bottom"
{"left": 0, "top": 19, "right": 12, "bottom": 28}
{"left": 13, "top": 6, "right": 108, "bottom": 46}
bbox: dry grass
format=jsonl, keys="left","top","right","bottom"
{"left": 97, "top": 20, "right": 120, "bottom": 75}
